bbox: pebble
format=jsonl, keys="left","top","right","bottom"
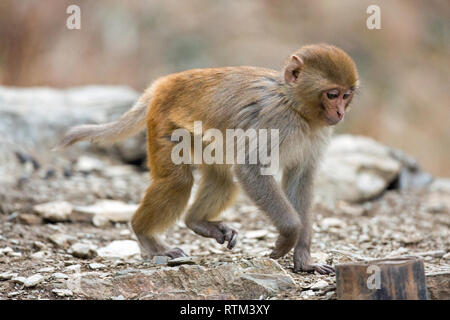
{"left": 153, "top": 256, "right": 170, "bottom": 265}
{"left": 310, "top": 280, "right": 329, "bottom": 290}
{"left": 321, "top": 218, "right": 345, "bottom": 229}
{"left": 69, "top": 242, "right": 98, "bottom": 259}
{"left": 97, "top": 240, "right": 141, "bottom": 260}
{"left": 33, "top": 201, "right": 73, "bottom": 222}
{"left": 0, "top": 272, "right": 18, "bottom": 281}
{"left": 167, "top": 256, "right": 197, "bottom": 267}
{"left": 38, "top": 267, "right": 55, "bottom": 273}
{"left": 31, "top": 251, "right": 50, "bottom": 259}
{"left": 64, "top": 264, "right": 81, "bottom": 273}
{"left": 245, "top": 230, "right": 269, "bottom": 239}
{"left": 48, "top": 233, "right": 77, "bottom": 248}
{"left": 51, "top": 273, "right": 69, "bottom": 280}
{"left": 52, "top": 289, "right": 73, "bottom": 297}
{"left": 89, "top": 263, "right": 106, "bottom": 270}
{"left": 24, "top": 274, "right": 45, "bottom": 288}
{"left": 0, "top": 247, "right": 14, "bottom": 256}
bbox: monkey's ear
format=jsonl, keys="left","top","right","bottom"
{"left": 284, "top": 55, "right": 304, "bottom": 85}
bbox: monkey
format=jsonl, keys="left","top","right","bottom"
{"left": 56, "top": 43, "right": 358, "bottom": 274}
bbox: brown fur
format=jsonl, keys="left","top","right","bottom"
{"left": 56, "top": 43, "right": 359, "bottom": 271}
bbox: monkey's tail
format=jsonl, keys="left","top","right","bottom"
{"left": 54, "top": 96, "right": 150, "bottom": 150}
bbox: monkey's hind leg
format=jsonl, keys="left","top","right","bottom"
{"left": 131, "top": 141, "right": 194, "bottom": 259}
{"left": 185, "top": 166, "right": 239, "bottom": 249}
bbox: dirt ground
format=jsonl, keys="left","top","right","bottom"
{"left": 0, "top": 160, "right": 449, "bottom": 300}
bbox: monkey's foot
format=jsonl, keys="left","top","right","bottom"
{"left": 161, "top": 247, "right": 188, "bottom": 259}
{"left": 187, "top": 220, "right": 238, "bottom": 249}
{"left": 294, "top": 263, "right": 335, "bottom": 275}
{"left": 269, "top": 235, "right": 298, "bottom": 259}
{"left": 135, "top": 233, "right": 187, "bottom": 258}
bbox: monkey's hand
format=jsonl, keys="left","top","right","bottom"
{"left": 293, "top": 247, "right": 335, "bottom": 275}
{"left": 187, "top": 220, "right": 238, "bottom": 250}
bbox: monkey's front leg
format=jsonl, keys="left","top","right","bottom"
{"left": 235, "top": 164, "right": 302, "bottom": 258}
{"left": 282, "top": 165, "right": 335, "bottom": 274}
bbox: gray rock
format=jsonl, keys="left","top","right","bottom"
{"left": 167, "top": 256, "right": 197, "bottom": 266}
{"left": 0, "top": 85, "right": 143, "bottom": 181}
{"left": 316, "top": 135, "right": 405, "bottom": 203}
{"left": 69, "top": 242, "right": 98, "bottom": 259}
{"left": 52, "top": 289, "right": 74, "bottom": 297}
{"left": 23, "top": 274, "right": 45, "bottom": 288}
{"left": 48, "top": 233, "right": 77, "bottom": 248}
{"left": 0, "top": 272, "right": 18, "bottom": 281}
{"left": 67, "top": 258, "right": 296, "bottom": 299}
{"left": 97, "top": 240, "right": 141, "bottom": 260}
{"left": 51, "top": 273, "right": 69, "bottom": 280}
{"left": 89, "top": 263, "right": 106, "bottom": 270}
{"left": 74, "top": 200, "right": 138, "bottom": 224}
{"left": 310, "top": 279, "right": 329, "bottom": 290}
{"left": 152, "top": 256, "right": 170, "bottom": 265}
{"left": 33, "top": 201, "right": 73, "bottom": 222}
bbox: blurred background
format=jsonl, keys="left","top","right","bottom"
{"left": 0, "top": 0, "right": 449, "bottom": 176}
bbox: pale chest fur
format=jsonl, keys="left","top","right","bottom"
{"left": 280, "top": 126, "right": 331, "bottom": 170}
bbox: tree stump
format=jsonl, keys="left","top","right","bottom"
{"left": 336, "top": 256, "right": 428, "bottom": 300}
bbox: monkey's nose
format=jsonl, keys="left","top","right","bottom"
{"left": 337, "top": 110, "right": 344, "bottom": 119}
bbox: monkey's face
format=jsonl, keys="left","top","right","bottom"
{"left": 320, "top": 86, "right": 354, "bottom": 125}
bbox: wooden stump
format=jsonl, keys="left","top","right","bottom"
{"left": 336, "top": 256, "right": 428, "bottom": 300}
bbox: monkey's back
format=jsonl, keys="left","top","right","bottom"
{"left": 147, "top": 66, "right": 283, "bottom": 133}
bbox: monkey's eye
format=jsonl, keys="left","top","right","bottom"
{"left": 326, "top": 90, "right": 339, "bottom": 100}
{"left": 343, "top": 92, "right": 351, "bottom": 99}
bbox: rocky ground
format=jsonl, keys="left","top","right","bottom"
{"left": 0, "top": 85, "right": 448, "bottom": 300}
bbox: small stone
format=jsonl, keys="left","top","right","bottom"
{"left": 74, "top": 200, "right": 138, "bottom": 224}
{"left": 0, "top": 272, "right": 18, "bottom": 280}
{"left": 38, "top": 267, "right": 55, "bottom": 273}
{"left": 153, "top": 256, "right": 170, "bottom": 265}
{"left": 7, "top": 291, "right": 21, "bottom": 298}
{"left": 31, "top": 251, "right": 50, "bottom": 259}
{"left": 9, "top": 251, "right": 22, "bottom": 258}
{"left": 74, "top": 155, "right": 105, "bottom": 172}
{"left": 64, "top": 265, "right": 81, "bottom": 273}
{"left": 52, "top": 289, "right": 73, "bottom": 297}
{"left": 245, "top": 230, "right": 269, "bottom": 239}
{"left": 443, "top": 253, "right": 450, "bottom": 260}
{"left": 33, "top": 241, "right": 46, "bottom": 250}
{"left": 89, "top": 263, "right": 106, "bottom": 270}
{"left": 48, "top": 233, "right": 77, "bottom": 248}
{"left": 12, "top": 276, "right": 27, "bottom": 284}
{"left": 23, "top": 274, "right": 44, "bottom": 288}
{"left": 97, "top": 240, "right": 141, "bottom": 260}
{"left": 119, "top": 229, "right": 131, "bottom": 236}
{"left": 0, "top": 247, "right": 13, "bottom": 256}
{"left": 415, "top": 250, "right": 446, "bottom": 258}
{"left": 69, "top": 242, "right": 97, "bottom": 259}
{"left": 321, "top": 218, "right": 345, "bottom": 229}
{"left": 33, "top": 201, "right": 73, "bottom": 222}
{"left": 18, "top": 213, "right": 43, "bottom": 225}
{"left": 51, "top": 273, "right": 69, "bottom": 280}
{"left": 301, "top": 289, "right": 316, "bottom": 297}
{"left": 167, "top": 256, "right": 197, "bottom": 267}
{"left": 310, "top": 279, "right": 329, "bottom": 290}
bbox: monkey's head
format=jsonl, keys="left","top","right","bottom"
{"left": 283, "top": 43, "right": 359, "bottom": 126}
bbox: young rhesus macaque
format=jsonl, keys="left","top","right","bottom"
{"left": 57, "top": 43, "right": 358, "bottom": 274}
